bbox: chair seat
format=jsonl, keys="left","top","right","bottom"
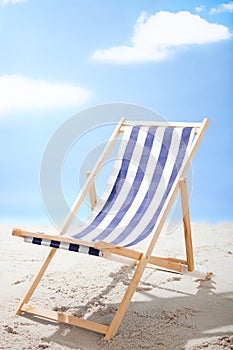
{"left": 24, "top": 236, "right": 103, "bottom": 256}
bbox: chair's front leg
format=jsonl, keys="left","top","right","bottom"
{"left": 15, "top": 248, "right": 57, "bottom": 315}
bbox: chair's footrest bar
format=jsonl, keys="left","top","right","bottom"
{"left": 20, "top": 304, "right": 109, "bottom": 335}
{"left": 165, "top": 257, "right": 187, "bottom": 265}
{"left": 148, "top": 256, "right": 183, "bottom": 273}
{"left": 104, "top": 252, "right": 136, "bottom": 266}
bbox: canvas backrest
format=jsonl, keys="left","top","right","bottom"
{"left": 74, "top": 124, "right": 196, "bottom": 247}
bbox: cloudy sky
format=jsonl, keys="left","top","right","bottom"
{"left": 0, "top": 0, "right": 232, "bottom": 225}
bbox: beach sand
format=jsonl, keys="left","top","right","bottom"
{"left": 0, "top": 222, "right": 233, "bottom": 349}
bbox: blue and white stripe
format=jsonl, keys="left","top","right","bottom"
{"left": 72, "top": 125, "right": 194, "bottom": 246}
{"left": 24, "top": 125, "right": 195, "bottom": 255}
{"left": 24, "top": 236, "right": 103, "bottom": 256}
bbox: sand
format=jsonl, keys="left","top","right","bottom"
{"left": 0, "top": 222, "right": 233, "bottom": 349}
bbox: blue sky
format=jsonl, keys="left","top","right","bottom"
{"left": 0, "top": 0, "right": 232, "bottom": 225}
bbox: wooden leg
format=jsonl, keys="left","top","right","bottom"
{"left": 179, "top": 178, "right": 194, "bottom": 272}
{"left": 105, "top": 256, "right": 148, "bottom": 340}
{"left": 16, "top": 248, "right": 57, "bottom": 315}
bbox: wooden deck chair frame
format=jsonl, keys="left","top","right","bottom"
{"left": 12, "top": 118, "right": 209, "bottom": 340}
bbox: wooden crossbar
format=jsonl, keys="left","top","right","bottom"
{"left": 148, "top": 256, "right": 183, "bottom": 273}
{"left": 122, "top": 120, "right": 203, "bottom": 128}
{"left": 21, "top": 304, "right": 109, "bottom": 335}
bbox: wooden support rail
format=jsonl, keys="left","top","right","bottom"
{"left": 21, "top": 304, "right": 109, "bottom": 335}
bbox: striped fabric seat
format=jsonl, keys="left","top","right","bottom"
{"left": 24, "top": 236, "right": 103, "bottom": 256}
{"left": 26, "top": 124, "right": 195, "bottom": 255}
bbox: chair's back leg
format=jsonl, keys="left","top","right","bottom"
{"left": 15, "top": 248, "right": 57, "bottom": 315}
{"left": 179, "top": 178, "right": 194, "bottom": 271}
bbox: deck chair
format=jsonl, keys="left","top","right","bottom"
{"left": 12, "top": 118, "right": 209, "bottom": 339}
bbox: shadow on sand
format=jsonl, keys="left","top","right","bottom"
{"left": 23, "top": 265, "right": 233, "bottom": 350}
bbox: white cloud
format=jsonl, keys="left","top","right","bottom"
{"left": 195, "top": 6, "right": 205, "bottom": 13}
{"left": 91, "top": 11, "right": 232, "bottom": 64}
{"left": 0, "top": 75, "right": 91, "bottom": 115}
{"left": 0, "top": 0, "right": 26, "bottom": 5}
{"left": 210, "top": 1, "right": 233, "bottom": 14}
